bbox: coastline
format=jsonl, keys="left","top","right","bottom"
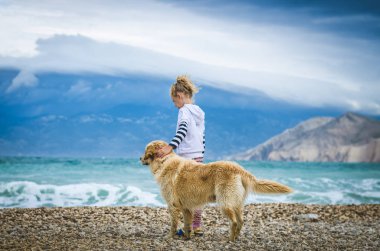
{"left": 1, "top": 203, "right": 379, "bottom": 250}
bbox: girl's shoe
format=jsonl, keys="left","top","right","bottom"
{"left": 176, "top": 228, "right": 204, "bottom": 237}
{"left": 175, "top": 228, "right": 185, "bottom": 236}
{"left": 193, "top": 227, "right": 204, "bottom": 236}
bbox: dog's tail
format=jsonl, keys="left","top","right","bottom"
{"left": 235, "top": 163, "right": 293, "bottom": 194}
{"left": 252, "top": 179, "right": 293, "bottom": 194}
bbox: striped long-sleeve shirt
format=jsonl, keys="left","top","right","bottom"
{"left": 169, "top": 122, "right": 205, "bottom": 152}
{"left": 169, "top": 121, "right": 189, "bottom": 149}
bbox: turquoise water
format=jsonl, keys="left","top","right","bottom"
{"left": 0, "top": 157, "right": 379, "bottom": 208}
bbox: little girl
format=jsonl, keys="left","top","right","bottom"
{"left": 157, "top": 75, "right": 205, "bottom": 236}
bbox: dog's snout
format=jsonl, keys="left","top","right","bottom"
{"left": 140, "top": 156, "right": 148, "bottom": 165}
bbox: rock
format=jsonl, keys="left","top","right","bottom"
{"left": 293, "top": 214, "right": 320, "bottom": 222}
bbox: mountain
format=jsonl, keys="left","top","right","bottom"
{"left": 229, "top": 112, "right": 380, "bottom": 162}
{"left": 0, "top": 69, "right": 352, "bottom": 158}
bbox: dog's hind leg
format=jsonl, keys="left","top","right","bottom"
{"left": 234, "top": 206, "right": 244, "bottom": 238}
{"left": 182, "top": 208, "right": 194, "bottom": 240}
{"left": 222, "top": 207, "right": 239, "bottom": 242}
{"left": 217, "top": 176, "right": 246, "bottom": 241}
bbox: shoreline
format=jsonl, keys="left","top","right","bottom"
{"left": 1, "top": 203, "right": 379, "bottom": 250}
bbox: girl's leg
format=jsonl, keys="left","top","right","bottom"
{"left": 192, "top": 157, "right": 204, "bottom": 234}
{"left": 192, "top": 209, "right": 202, "bottom": 228}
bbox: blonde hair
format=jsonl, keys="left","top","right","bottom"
{"left": 170, "top": 75, "right": 199, "bottom": 99}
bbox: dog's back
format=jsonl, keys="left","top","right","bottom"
{"left": 171, "top": 159, "right": 291, "bottom": 210}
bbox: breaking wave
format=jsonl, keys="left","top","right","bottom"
{"left": 0, "top": 181, "right": 164, "bottom": 208}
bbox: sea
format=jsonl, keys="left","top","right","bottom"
{"left": 0, "top": 157, "right": 379, "bottom": 208}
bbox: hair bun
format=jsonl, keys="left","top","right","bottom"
{"left": 171, "top": 75, "right": 199, "bottom": 98}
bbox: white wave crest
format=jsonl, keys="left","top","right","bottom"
{"left": 0, "top": 181, "right": 165, "bottom": 208}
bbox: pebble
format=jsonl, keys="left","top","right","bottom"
{"left": 0, "top": 203, "right": 379, "bottom": 250}
{"left": 293, "top": 213, "right": 320, "bottom": 222}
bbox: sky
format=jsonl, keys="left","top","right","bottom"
{"left": 1, "top": 0, "right": 380, "bottom": 114}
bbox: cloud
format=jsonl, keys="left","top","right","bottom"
{"left": 1, "top": 34, "right": 378, "bottom": 114}
{"left": 6, "top": 70, "right": 38, "bottom": 93}
{"left": 0, "top": 0, "right": 379, "bottom": 114}
{"left": 67, "top": 80, "right": 92, "bottom": 96}
{"left": 313, "top": 14, "right": 380, "bottom": 25}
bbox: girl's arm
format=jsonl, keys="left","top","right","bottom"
{"left": 157, "top": 121, "right": 188, "bottom": 158}
{"left": 169, "top": 121, "right": 188, "bottom": 149}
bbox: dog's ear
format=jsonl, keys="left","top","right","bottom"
{"left": 144, "top": 141, "right": 168, "bottom": 162}
{"left": 153, "top": 141, "right": 167, "bottom": 151}
{"left": 148, "top": 142, "right": 164, "bottom": 160}
{"left": 146, "top": 145, "right": 156, "bottom": 159}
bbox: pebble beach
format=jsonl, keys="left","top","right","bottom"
{"left": 1, "top": 203, "right": 379, "bottom": 250}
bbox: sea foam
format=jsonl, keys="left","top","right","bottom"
{"left": 0, "top": 181, "right": 164, "bottom": 208}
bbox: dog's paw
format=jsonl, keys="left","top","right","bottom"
{"left": 183, "top": 231, "right": 193, "bottom": 240}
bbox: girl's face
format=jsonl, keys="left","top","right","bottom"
{"left": 172, "top": 94, "right": 184, "bottom": 108}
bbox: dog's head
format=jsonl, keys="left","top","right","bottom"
{"left": 140, "top": 140, "right": 168, "bottom": 165}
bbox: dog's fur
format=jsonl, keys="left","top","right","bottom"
{"left": 140, "top": 140, "right": 292, "bottom": 241}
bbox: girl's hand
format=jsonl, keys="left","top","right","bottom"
{"left": 157, "top": 145, "right": 173, "bottom": 158}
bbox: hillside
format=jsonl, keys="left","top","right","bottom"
{"left": 230, "top": 112, "right": 380, "bottom": 162}
{"left": 1, "top": 69, "right": 343, "bottom": 158}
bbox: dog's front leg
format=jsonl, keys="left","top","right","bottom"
{"left": 182, "top": 208, "right": 193, "bottom": 240}
{"left": 167, "top": 206, "right": 180, "bottom": 238}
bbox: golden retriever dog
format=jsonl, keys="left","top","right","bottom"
{"left": 140, "top": 140, "right": 292, "bottom": 241}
